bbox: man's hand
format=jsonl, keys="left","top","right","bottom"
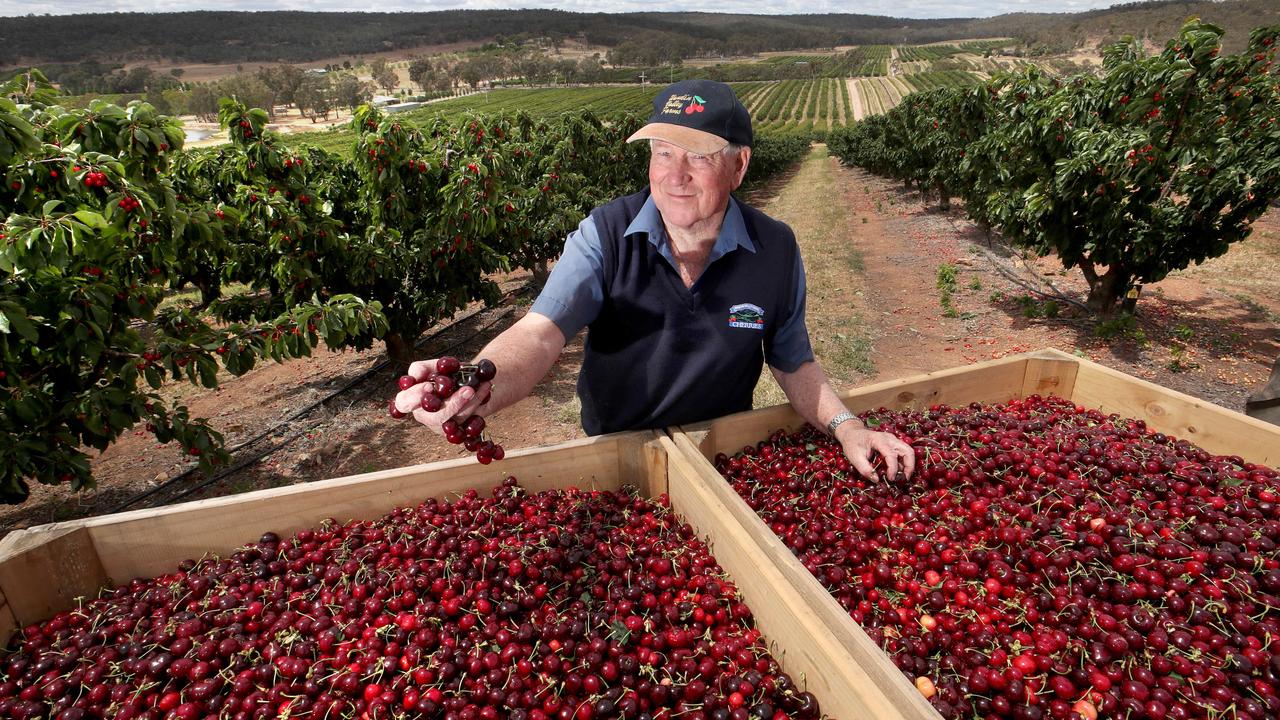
{"left": 393, "top": 358, "right": 492, "bottom": 435}
{"left": 834, "top": 423, "right": 916, "bottom": 482}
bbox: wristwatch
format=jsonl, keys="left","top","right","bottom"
{"left": 826, "top": 411, "right": 859, "bottom": 436}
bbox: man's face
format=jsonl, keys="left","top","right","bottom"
{"left": 648, "top": 140, "right": 751, "bottom": 233}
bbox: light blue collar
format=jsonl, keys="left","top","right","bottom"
{"left": 623, "top": 194, "right": 756, "bottom": 267}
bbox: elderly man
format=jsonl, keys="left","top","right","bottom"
{"left": 396, "top": 79, "right": 915, "bottom": 480}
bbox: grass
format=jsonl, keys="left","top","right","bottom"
{"left": 845, "top": 244, "right": 866, "bottom": 273}
{"left": 1165, "top": 345, "right": 1200, "bottom": 373}
{"left": 288, "top": 127, "right": 359, "bottom": 157}
{"left": 1016, "top": 294, "right": 1059, "bottom": 319}
{"left": 936, "top": 263, "right": 958, "bottom": 317}
{"left": 1095, "top": 312, "right": 1147, "bottom": 346}
{"left": 156, "top": 281, "right": 255, "bottom": 314}
{"left": 1231, "top": 292, "right": 1280, "bottom": 325}
{"left": 553, "top": 396, "right": 582, "bottom": 426}
{"left": 751, "top": 144, "right": 876, "bottom": 408}
{"left": 832, "top": 322, "right": 876, "bottom": 376}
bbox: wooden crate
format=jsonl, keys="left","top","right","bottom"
{"left": 684, "top": 348, "right": 1277, "bottom": 466}
{"left": 672, "top": 347, "right": 1280, "bottom": 720}
{"left": 0, "top": 430, "right": 933, "bottom": 720}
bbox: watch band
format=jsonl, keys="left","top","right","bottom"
{"left": 826, "top": 411, "right": 859, "bottom": 436}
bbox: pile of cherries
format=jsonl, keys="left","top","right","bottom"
{"left": 390, "top": 356, "right": 505, "bottom": 464}
{"left": 716, "top": 395, "right": 1280, "bottom": 720}
{"left": 0, "top": 479, "right": 819, "bottom": 720}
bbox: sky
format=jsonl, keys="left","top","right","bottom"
{"left": 6, "top": 0, "right": 1152, "bottom": 20}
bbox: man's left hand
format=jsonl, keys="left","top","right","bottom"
{"left": 834, "top": 424, "right": 916, "bottom": 482}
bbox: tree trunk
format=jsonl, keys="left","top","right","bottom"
{"left": 384, "top": 332, "right": 416, "bottom": 368}
{"left": 532, "top": 259, "right": 550, "bottom": 287}
{"left": 936, "top": 182, "right": 951, "bottom": 211}
{"left": 1084, "top": 264, "right": 1131, "bottom": 316}
{"left": 979, "top": 221, "right": 993, "bottom": 247}
{"left": 195, "top": 276, "right": 221, "bottom": 312}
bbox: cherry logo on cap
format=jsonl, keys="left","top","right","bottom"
{"left": 684, "top": 95, "right": 706, "bottom": 114}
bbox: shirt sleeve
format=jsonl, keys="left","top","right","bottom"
{"left": 765, "top": 249, "right": 815, "bottom": 373}
{"left": 530, "top": 215, "right": 606, "bottom": 341}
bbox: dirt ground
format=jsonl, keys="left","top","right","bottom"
{"left": 181, "top": 106, "right": 357, "bottom": 149}
{"left": 831, "top": 161, "right": 1278, "bottom": 402}
{"left": 3, "top": 146, "right": 1277, "bottom": 535}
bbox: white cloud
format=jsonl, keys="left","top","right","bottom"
{"left": 3, "top": 0, "right": 1151, "bottom": 18}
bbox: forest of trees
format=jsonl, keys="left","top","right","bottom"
{"left": 4, "top": 2, "right": 1271, "bottom": 74}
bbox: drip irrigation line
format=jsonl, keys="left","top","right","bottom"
{"left": 105, "top": 291, "right": 524, "bottom": 515}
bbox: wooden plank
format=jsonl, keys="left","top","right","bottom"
{"left": 1021, "top": 350, "right": 1080, "bottom": 398}
{"left": 81, "top": 432, "right": 653, "bottom": 587}
{"left": 0, "top": 585, "right": 16, "bottom": 651}
{"left": 632, "top": 434, "right": 669, "bottom": 499}
{"left": 0, "top": 432, "right": 660, "bottom": 646}
{"left": 664, "top": 436, "right": 939, "bottom": 720}
{"left": 687, "top": 354, "right": 1035, "bottom": 459}
{"left": 0, "top": 526, "right": 109, "bottom": 629}
{"left": 1070, "top": 358, "right": 1279, "bottom": 466}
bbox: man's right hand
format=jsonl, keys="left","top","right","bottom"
{"left": 393, "top": 358, "right": 493, "bottom": 436}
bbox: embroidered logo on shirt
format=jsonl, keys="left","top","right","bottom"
{"left": 728, "top": 303, "right": 765, "bottom": 330}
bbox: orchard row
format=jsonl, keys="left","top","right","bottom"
{"left": 0, "top": 71, "right": 810, "bottom": 503}
{"left": 829, "top": 20, "right": 1280, "bottom": 313}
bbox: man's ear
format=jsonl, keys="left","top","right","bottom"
{"left": 731, "top": 147, "right": 752, "bottom": 190}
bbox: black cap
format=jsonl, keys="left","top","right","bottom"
{"left": 626, "top": 79, "right": 753, "bottom": 154}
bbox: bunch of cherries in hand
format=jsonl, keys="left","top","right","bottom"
{"left": 389, "top": 356, "right": 505, "bottom": 464}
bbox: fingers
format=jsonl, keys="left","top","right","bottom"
{"left": 405, "top": 380, "right": 494, "bottom": 433}
{"left": 877, "top": 437, "right": 901, "bottom": 481}
{"left": 872, "top": 435, "right": 918, "bottom": 482}
{"left": 847, "top": 444, "right": 877, "bottom": 480}
{"left": 898, "top": 441, "right": 917, "bottom": 479}
{"left": 842, "top": 429, "right": 917, "bottom": 483}
{"left": 406, "top": 359, "right": 437, "bottom": 383}
{"left": 411, "top": 385, "right": 475, "bottom": 431}
{"left": 393, "top": 379, "right": 432, "bottom": 421}
{"left": 449, "top": 381, "right": 493, "bottom": 420}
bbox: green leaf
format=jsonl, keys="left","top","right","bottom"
{"left": 1, "top": 307, "right": 39, "bottom": 343}
{"left": 198, "top": 357, "right": 218, "bottom": 388}
{"left": 608, "top": 620, "right": 631, "bottom": 645}
{"left": 72, "top": 210, "right": 109, "bottom": 229}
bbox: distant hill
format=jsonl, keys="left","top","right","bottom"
{"left": 0, "top": 1, "right": 1275, "bottom": 71}
{"left": 961, "top": 0, "right": 1279, "bottom": 54}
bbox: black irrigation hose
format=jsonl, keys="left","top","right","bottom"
{"left": 105, "top": 292, "right": 524, "bottom": 514}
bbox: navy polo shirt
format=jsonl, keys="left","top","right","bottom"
{"left": 531, "top": 190, "right": 814, "bottom": 435}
